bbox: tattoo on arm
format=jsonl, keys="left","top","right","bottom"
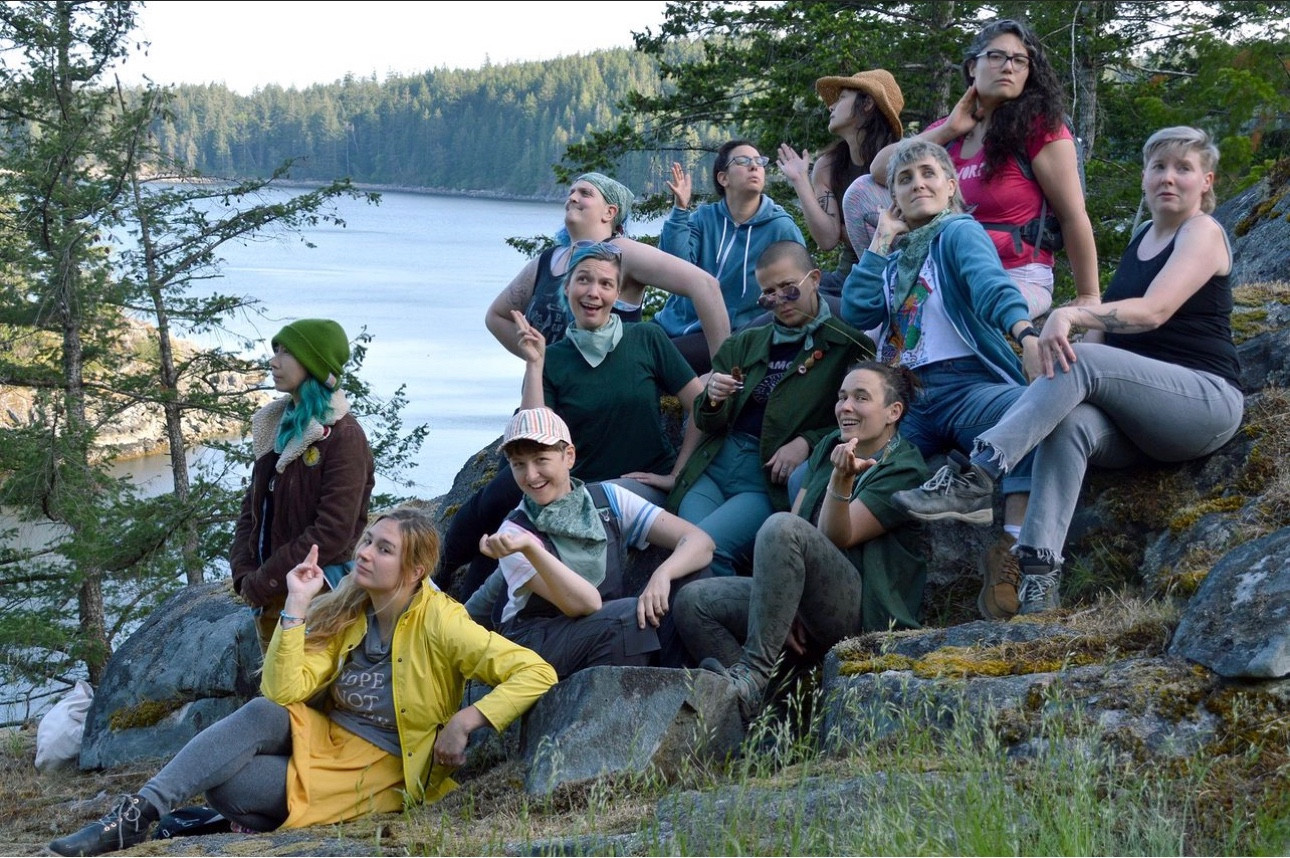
{"left": 817, "top": 191, "right": 836, "bottom": 215}
{"left": 1082, "top": 307, "right": 1137, "bottom": 333}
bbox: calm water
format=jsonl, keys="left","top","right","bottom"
{"left": 115, "top": 189, "right": 661, "bottom": 501}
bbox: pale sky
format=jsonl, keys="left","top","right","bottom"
{"left": 113, "top": 1, "right": 672, "bottom": 94}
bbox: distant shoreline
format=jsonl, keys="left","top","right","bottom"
{"left": 274, "top": 177, "right": 565, "bottom": 205}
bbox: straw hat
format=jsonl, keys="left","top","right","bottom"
{"left": 814, "top": 69, "right": 905, "bottom": 138}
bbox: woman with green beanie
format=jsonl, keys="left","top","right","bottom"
{"left": 231, "top": 318, "right": 376, "bottom": 652}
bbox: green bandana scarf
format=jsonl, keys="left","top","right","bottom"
{"left": 565, "top": 313, "right": 624, "bottom": 368}
{"left": 770, "top": 295, "right": 832, "bottom": 349}
{"left": 522, "top": 479, "right": 608, "bottom": 587}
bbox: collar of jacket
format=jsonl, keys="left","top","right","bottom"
{"left": 250, "top": 389, "right": 351, "bottom": 472}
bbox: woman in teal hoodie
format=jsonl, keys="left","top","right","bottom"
{"left": 657, "top": 139, "right": 806, "bottom": 374}
{"left": 841, "top": 138, "right": 1042, "bottom": 621}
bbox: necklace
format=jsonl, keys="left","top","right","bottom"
{"left": 846, "top": 433, "right": 901, "bottom": 500}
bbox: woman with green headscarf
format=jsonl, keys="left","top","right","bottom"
{"left": 485, "top": 172, "right": 730, "bottom": 374}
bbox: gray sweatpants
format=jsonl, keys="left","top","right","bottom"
{"left": 977, "top": 342, "right": 1244, "bottom": 561}
{"left": 138, "top": 696, "right": 291, "bottom": 832}
{"left": 673, "top": 512, "right": 862, "bottom": 689}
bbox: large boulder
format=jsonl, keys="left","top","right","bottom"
{"left": 80, "top": 581, "right": 260, "bottom": 770}
{"left": 519, "top": 665, "right": 743, "bottom": 795}
{"left": 1213, "top": 161, "right": 1290, "bottom": 288}
{"left": 1169, "top": 526, "right": 1290, "bottom": 679}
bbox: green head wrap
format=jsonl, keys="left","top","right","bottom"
{"left": 575, "top": 172, "right": 633, "bottom": 232}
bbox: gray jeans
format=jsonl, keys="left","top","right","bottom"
{"left": 139, "top": 696, "right": 290, "bottom": 832}
{"left": 977, "top": 342, "right": 1244, "bottom": 561}
{"left": 673, "top": 513, "right": 862, "bottom": 688}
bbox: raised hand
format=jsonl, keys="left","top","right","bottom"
{"left": 479, "top": 529, "right": 537, "bottom": 561}
{"left": 510, "top": 310, "right": 547, "bottom": 364}
{"left": 285, "top": 543, "right": 327, "bottom": 601}
{"left": 666, "top": 162, "right": 692, "bottom": 210}
{"left": 945, "top": 84, "right": 984, "bottom": 138}
{"left": 829, "top": 436, "right": 878, "bottom": 480}
{"left": 776, "top": 144, "right": 810, "bottom": 186}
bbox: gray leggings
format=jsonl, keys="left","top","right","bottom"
{"left": 977, "top": 342, "right": 1244, "bottom": 560}
{"left": 139, "top": 696, "right": 290, "bottom": 832}
{"left": 673, "top": 512, "right": 862, "bottom": 688}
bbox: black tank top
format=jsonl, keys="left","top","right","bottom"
{"left": 1102, "top": 221, "right": 1241, "bottom": 390}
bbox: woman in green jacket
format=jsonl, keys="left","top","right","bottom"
{"left": 630, "top": 241, "right": 873, "bottom": 576}
{"left": 49, "top": 507, "right": 556, "bottom": 857}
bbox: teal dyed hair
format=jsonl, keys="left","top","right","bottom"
{"left": 275, "top": 376, "right": 335, "bottom": 452}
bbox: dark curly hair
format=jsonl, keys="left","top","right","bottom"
{"left": 712, "top": 139, "right": 759, "bottom": 198}
{"left": 962, "top": 18, "right": 1067, "bottom": 180}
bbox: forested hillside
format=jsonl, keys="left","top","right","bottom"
{"left": 151, "top": 46, "right": 716, "bottom": 199}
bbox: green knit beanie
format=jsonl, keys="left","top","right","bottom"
{"left": 271, "top": 319, "right": 349, "bottom": 390}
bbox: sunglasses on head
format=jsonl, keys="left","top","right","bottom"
{"left": 571, "top": 239, "right": 622, "bottom": 256}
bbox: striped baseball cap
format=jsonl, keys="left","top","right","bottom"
{"left": 502, "top": 407, "right": 572, "bottom": 451}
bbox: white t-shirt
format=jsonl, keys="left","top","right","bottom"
{"left": 498, "top": 483, "right": 661, "bottom": 624}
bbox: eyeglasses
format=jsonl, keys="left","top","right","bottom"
{"left": 977, "top": 49, "right": 1030, "bottom": 70}
{"left": 726, "top": 155, "right": 770, "bottom": 169}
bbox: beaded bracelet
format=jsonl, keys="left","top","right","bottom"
{"left": 827, "top": 486, "right": 853, "bottom": 503}
{"left": 280, "top": 611, "right": 305, "bottom": 626}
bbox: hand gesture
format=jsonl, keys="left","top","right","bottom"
{"left": 1036, "top": 308, "right": 1078, "bottom": 378}
{"left": 776, "top": 144, "right": 810, "bottom": 186}
{"left": 620, "top": 471, "right": 676, "bottom": 492}
{"left": 704, "top": 371, "right": 743, "bottom": 407}
{"left": 510, "top": 310, "right": 546, "bottom": 365}
{"left": 829, "top": 436, "right": 878, "bottom": 480}
{"left": 636, "top": 570, "right": 672, "bottom": 629}
{"left": 285, "top": 544, "right": 327, "bottom": 601}
{"left": 667, "top": 162, "right": 692, "bottom": 210}
{"left": 945, "top": 84, "right": 984, "bottom": 138}
{"left": 872, "top": 203, "right": 910, "bottom": 254}
{"left": 766, "top": 436, "right": 810, "bottom": 486}
{"left": 479, "top": 529, "right": 536, "bottom": 560}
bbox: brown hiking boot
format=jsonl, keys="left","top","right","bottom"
{"left": 978, "top": 533, "right": 1021, "bottom": 619}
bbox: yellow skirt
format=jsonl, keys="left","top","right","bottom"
{"left": 281, "top": 702, "right": 406, "bottom": 829}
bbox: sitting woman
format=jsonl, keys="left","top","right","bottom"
{"left": 480, "top": 408, "right": 715, "bottom": 678}
{"left": 484, "top": 171, "right": 729, "bottom": 370}
{"left": 675, "top": 361, "right": 929, "bottom": 721}
{"left": 632, "top": 241, "right": 872, "bottom": 578}
{"left": 436, "top": 242, "right": 705, "bottom": 601}
{"left": 49, "top": 507, "right": 556, "bottom": 857}
{"left": 841, "top": 137, "right": 1042, "bottom": 621}
{"left": 656, "top": 140, "right": 807, "bottom": 373}
{"left": 777, "top": 68, "right": 905, "bottom": 298}
{"left": 870, "top": 18, "right": 1099, "bottom": 317}
{"left": 231, "top": 318, "right": 374, "bottom": 653}
{"left": 891, "top": 126, "right": 1243, "bottom": 615}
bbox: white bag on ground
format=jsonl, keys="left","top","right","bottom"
{"left": 35, "top": 680, "right": 94, "bottom": 773}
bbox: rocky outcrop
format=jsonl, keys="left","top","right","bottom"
{"left": 79, "top": 582, "right": 262, "bottom": 770}
{"left": 0, "top": 316, "right": 265, "bottom": 462}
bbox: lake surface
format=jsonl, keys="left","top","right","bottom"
{"left": 115, "top": 188, "right": 663, "bottom": 501}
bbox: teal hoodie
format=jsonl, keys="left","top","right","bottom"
{"left": 656, "top": 195, "right": 805, "bottom": 336}
{"left": 840, "top": 213, "right": 1031, "bottom": 385}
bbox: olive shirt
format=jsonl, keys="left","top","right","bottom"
{"left": 666, "top": 318, "right": 874, "bottom": 513}
{"left": 798, "top": 430, "right": 931, "bottom": 631}
{"left": 542, "top": 322, "right": 696, "bottom": 480}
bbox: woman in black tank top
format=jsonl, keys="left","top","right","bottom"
{"left": 891, "top": 126, "right": 1244, "bottom": 618}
